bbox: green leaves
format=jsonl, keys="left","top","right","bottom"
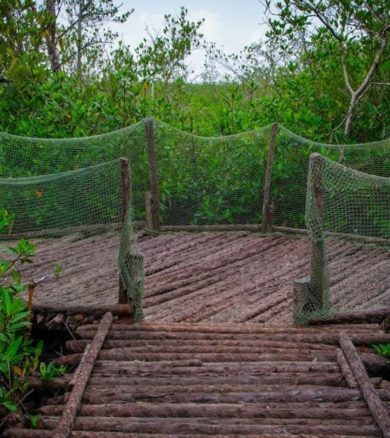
{"left": 0, "top": 387, "right": 17, "bottom": 412}
{"left": 54, "top": 263, "right": 63, "bottom": 278}
{"left": 39, "top": 362, "right": 67, "bottom": 382}
{"left": 373, "top": 344, "right": 390, "bottom": 358}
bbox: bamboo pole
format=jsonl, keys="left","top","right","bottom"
{"left": 144, "top": 117, "right": 160, "bottom": 231}
{"left": 261, "top": 122, "right": 278, "bottom": 233}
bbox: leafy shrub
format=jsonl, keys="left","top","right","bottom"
{"left": 0, "top": 209, "right": 64, "bottom": 417}
{"left": 373, "top": 344, "right": 390, "bottom": 358}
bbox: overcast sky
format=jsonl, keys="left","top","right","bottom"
{"left": 112, "top": 1, "right": 267, "bottom": 76}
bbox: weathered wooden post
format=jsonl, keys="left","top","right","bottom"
{"left": 144, "top": 191, "right": 153, "bottom": 230}
{"left": 119, "top": 158, "right": 130, "bottom": 304}
{"left": 293, "top": 152, "right": 329, "bottom": 324}
{"left": 308, "top": 152, "right": 329, "bottom": 310}
{"left": 261, "top": 122, "right": 278, "bottom": 233}
{"left": 144, "top": 117, "right": 160, "bottom": 231}
{"left": 120, "top": 158, "right": 130, "bottom": 223}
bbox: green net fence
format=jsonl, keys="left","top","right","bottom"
{"left": 0, "top": 122, "right": 149, "bottom": 222}
{"left": 272, "top": 126, "right": 390, "bottom": 228}
{"left": 0, "top": 160, "right": 122, "bottom": 236}
{"left": 0, "top": 158, "right": 144, "bottom": 319}
{"left": 0, "top": 117, "right": 389, "bottom": 321}
{"left": 154, "top": 120, "right": 271, "bottom": 225}
{"left": 1, "top": 118, "right": 389, "bottom": 230}
{"left": 294, "top": 153, "right": 390, "bottom": 324}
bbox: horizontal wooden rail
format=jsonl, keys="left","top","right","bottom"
{"left": 0, "top": 221, "right": 145, "bottom": 240}
{"left": 160, "top": 224, "right": 263, "bottom": 232}
{"left": 308, "top": 307, "right": 390, "bottom": 325}
{"left": 32, "top": 303, "right": 133, "bottom": 316}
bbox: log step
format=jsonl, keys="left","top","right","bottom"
{"left": 5, "top": 321, "right": 388, "bottom": 437}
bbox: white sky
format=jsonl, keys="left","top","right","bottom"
{"left": 112, "top": 0, "right": 267, "bottom": 76}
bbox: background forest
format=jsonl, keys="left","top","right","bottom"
{"left": 0, "top": 0, "right": 389, "bottom": 142}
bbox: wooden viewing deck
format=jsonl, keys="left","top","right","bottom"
{"left": 14, "top": 231, "right": 390, "bottom": 324}
{"left": 2, "top": 230, "right": 390, "bottom": 437}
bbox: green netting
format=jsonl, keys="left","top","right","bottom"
{"left": 154, "top": 119, "right": 271, "bottom": 225}
{"left": 1, "top": 118, "right": 389, "bottom": 322}
{"left": 0, "top": 123, "right": 149, "bottom": 222}
{"left": 272, "top": 126, "right": 390, "bottom": 228}
{"left": 0, "top": 159, "right": 144, "bottom": 319}
{"left": 296, "top": 153, "right": 390, "bottom": 324}
{"left": 2, "top": 118, "right": 389, "bottom": 229}
{"left": 0, "top": 160, "right": 122, "bottom": 235}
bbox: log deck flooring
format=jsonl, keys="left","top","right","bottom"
{"left": 13, "top": 231, "right": 390, "bottom": 324}
{"left": 4, "top": 231, "right": 390, "bottom": 437}
{"left": 5, "top": 321, "right": 390, "bottom": 437}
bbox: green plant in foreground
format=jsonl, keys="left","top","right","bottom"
{"left": 0, "top": 209, "right": 65, "bottom": 420}
{"left": 27, "top": 414, "right": 41, "bottom": 429}
{"left": 373, "top": 344, "right": 390, "bottom": 358}
{"left": 39, "top": 362, "right": 66, "bottom": 382}
{"left": 54, "top": 263, "right": 62, "bottom": 279}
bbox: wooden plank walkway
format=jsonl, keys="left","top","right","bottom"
{"left": 13, "top": 231, "right": 390, "bottom": 324}
{"left": 5, "top": 320, "right": 390, "bottom": 437}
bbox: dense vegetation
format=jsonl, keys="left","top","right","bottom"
{"left": 0, "top": 209, "right": 65, "bottom": 425}
{"left": 0, "top": 1, "right": 388, "bottom": 142}
{"left": 0, "top": 0, "right": 388, "bottom": 230}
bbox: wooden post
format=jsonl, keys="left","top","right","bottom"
{"left": 119, "top": 158, "right": 130, "bottom": 304}
{"left": 308, "top": 152, "right": 329, "bottom": 311}
{"left": 261, "top": 122, "right": 278, "bottom": 233}
{"left": 120, "top": 158, "right": 130, "bottom": 224}
{"left": 292, "top": 277, "right": 312, "bottom": 325}
{"left": 145, "top": 191, "right": 153, "bottom": 230}
{"left": 144, "top": 117, "right": 160, "bottom": 231}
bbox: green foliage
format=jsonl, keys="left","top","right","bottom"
{"left": 373, "top": 344, "right": 390, "bottom": 358}
{"left": 39, "top": 362, "right": 66, "bottom": 382}
{"left": 54, "top": 263, "right": 62, "bottom": 279}
{"left": 27, "top": 413, "right": 41, "bottom": 429}
{"left": 0, "top": 210, "right": 65, "bottom": 417}
{"left": 0, "top": 2, "right": 388, "bottom": 229}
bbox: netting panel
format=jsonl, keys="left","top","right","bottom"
{"left": 305, "top": 155, "right": 390, "bottom": 320}
{"left": 0, "top": 160, "right": 124, "bottom": 236}
{"left": 273, "top": 126, "right": 390, "bottom": 228}
{"left": 0, "top": 123, "right": 149, "bottom": 221}
{"left": 154, "top": 120, "right": 271, "bottom": 225}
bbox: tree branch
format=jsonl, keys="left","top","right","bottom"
{"left": 340, "top": 49, "right": 354, "bottom": 94}
{"left": 355, "top": 29, "right": 389, "bottom": 100}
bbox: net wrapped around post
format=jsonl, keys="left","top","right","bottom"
{"left": 298, "top": 153, "right": 390, "bottom": 324}
{"left": 118, "top": 158, "right": 144, "bottom": 320}
{"left": 272, "top": 126, "right": 390, "bottom": 230}
{"left": 118, "top": 204, "right": 144, "bottom": 321}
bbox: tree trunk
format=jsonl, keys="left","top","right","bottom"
{"left": 46, "top": 0, "right": 60, "bottom": 72}
{"left": 76, "top": 3, "right": 83, "bottom": 78}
